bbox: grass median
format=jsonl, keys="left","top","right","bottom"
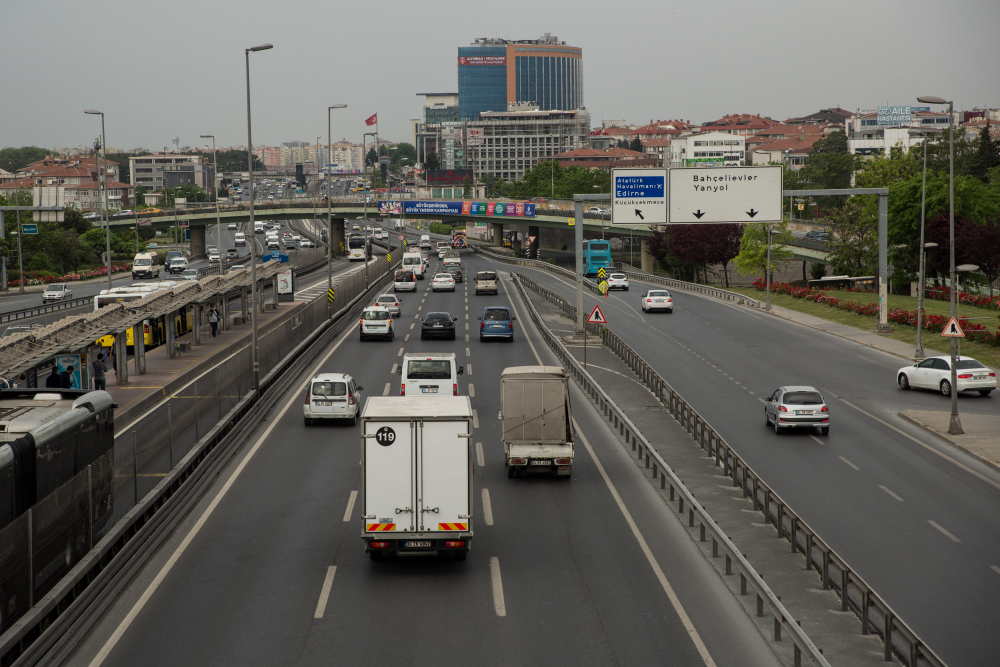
{"left": 724, "top": 286, "right": 1000, "bottom": 369}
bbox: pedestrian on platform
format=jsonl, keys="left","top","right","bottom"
{"left": 208, "top": 307, "right": 220, "bottom": 338}
{"left": 45, "top": 366, "right": 61, "bottom": 388}
{"left": 92, "top": 353, "right": 108, "bottom": 391}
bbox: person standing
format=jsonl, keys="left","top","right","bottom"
{"left": 92, "top": 354, "right": 108, "bottom": 391}
{"left": 45, "top": 366, "right": 61, "bottom": 388}
{"left": 60, "top": 366, "right": 74, "bottom": 389}
{"left": 208, "top": 307, "right": 220, "bottom": 338}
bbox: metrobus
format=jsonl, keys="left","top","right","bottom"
{"left": 0, "top": 389, "right": 115, "bottom": 633}
{"left": 582, "top": 240, "right": 611, "bottom": 277}
{"left": 347, "top": 235, "right": 372, "bottom": 261}
{"left": 94, "top": 284, "right": 192, "bottom": 351}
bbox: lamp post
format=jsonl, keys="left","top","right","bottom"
{"left": 246, "top": 42, "right": 273, "bottom": 391}
{"left": 200, "top": 134, "right": 222, "bottom": 275}
{"left": 84, "top": 110, "right": 112, "bottom": 291}
{"left": 327, "top": 104, "right": 347, "bottom": 317}
{"left": 363, "top": 131, "right": 377, "bottom": 288}
{"left": 916, "top": 242, "right": 937, "bottom": 358}
{"left": 917, "top": 95, "right": 961, "bottom": 434}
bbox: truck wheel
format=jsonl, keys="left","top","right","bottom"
{"left": 507, "top": 464, "right": 514, "bottom": 478}
{"left": 453, "top": 549, "right": 468, "bottom": 561}
{"left": 368, "top": 551, "right": 383, "bottom": 562}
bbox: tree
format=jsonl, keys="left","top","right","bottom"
{"left": 824, "top": 199, "right": 878, "bottom": 277}
{"left": 423, "top": 151, "right": 440, "bottom": 171}
{"left": 796, "top": 131, "right": 860, "bottom": 202}
{"left": 969, "top": 122, "right": 1000, "bottom": 183}
{"left": 628, "top": 137, "right": 643, "bottom": 153}
{"left": 366, "top": 147, "right": 378, "bottom": 168}
{"left": 656, "top": 224, "right": 742, "bottom": 286}
{"left": 733, "top": 222, "right": 793, "bottom": 281}
{"left": 134, "top": 184, "right": 147, "bottom": 206}
{"left": 0, "top": 146, "right": 49, "bottom": 173}
{"left": 963, "top": 217, "right": 1000, "bottom": 296}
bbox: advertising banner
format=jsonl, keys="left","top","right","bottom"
{"left": 877, "top": 106, "right": 912, "bottom": 125}
{"left": 378, "top": 201, "right": 402, "bottom": 214}
{"left": 277, "top": 269, "right": 293, "bottom": 295}
{"left": 398, "top": 201, "right": 534, "bottom": 218}
{"left": 427, "top": 169, "right": 474, "bottom": 185}
{"left": 458, "top": 56, "right": 506, "bottom": 66}
{"left": 55, "top": 354, "right": 82, "bottom": 390}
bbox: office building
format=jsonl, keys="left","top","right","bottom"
{"left": 130, "top": 153, "right": 206, "bottom": 191}
{"left": 668, "top": 132, "right": 746, "bottom": 168}
{"left": 458, "top": 34, "right": 583, "bottom": 121}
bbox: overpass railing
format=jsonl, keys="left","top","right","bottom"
{"left": 513, "top": 271, "right": 946, "bottom": 667}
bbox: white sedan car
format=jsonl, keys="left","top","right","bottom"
{"left": 606, "top": 273, "right": 629, "bottom": 291}
{"left": 640, "top": 289, "right": 673, "bottom": 313}
{"left": 431, "top": 273, "right": 456, "bottom": 292}
{"left": 897, "top": 356, "right": 995, "bottom": 397}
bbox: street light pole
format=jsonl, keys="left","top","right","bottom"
{"left": 327, "top": 104, "right": 347, "bottom": 317}
{"left": 84, "top": 110, "right": 112, "bottom": 291}
{"left": 246, "top": 43, "right": 273, "bottom": 391}
{"left": 363, "top": 131, "right": 377, "bottom": 289}
{"left": 200, "top": 134, "right": 222, "bottom": 275}
{"left": 915, "top": 134, "right": 930, "bottom": 359}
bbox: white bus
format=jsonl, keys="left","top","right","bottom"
{"left": 254, "top": 221, "right": 265, "bottom": 234}
{"left": 347, "top": 235, "right": 371, "bottom": 262}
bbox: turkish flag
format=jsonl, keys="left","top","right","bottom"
{"left": 365, "top": 113, "right": 377, "bottom": 126}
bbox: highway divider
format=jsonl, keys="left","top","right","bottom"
{"left": 513, "top": 270, "right": 947, "bottom": 667}
{"left": 0, "top": 256, "right": 401, "bottom": 665}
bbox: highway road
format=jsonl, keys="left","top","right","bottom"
{"left": 504, "top": 260, "right": 1000, "bottom": 666}
{"left": 69, "top": 250, "right": 781, "bottom": 667}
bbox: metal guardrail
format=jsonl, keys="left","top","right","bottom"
{"left": 612, "top": 261, "right": 764, "bottom": 309}
{"left": 0, "top": 297, "right": 95, "bottom": 325}
{"left": 514, "top": 271, "right": 947, "bottom": 667}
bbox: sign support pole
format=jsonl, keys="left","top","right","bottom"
{"left": 765, "top": 222, "right": 771, "bottom": 311}
{"left": 574, "top": 198, "right": 584, "bottom": 335}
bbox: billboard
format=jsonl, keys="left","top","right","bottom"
{"left": 466, "top": 128, "right": 484, "bottom": 146}
{"left": 378, "top": 201, "right": 402, "bottom": 214}
{"left": 458, "top": 56, "right": 506, "bottom": 66}
{"left": 877, "top": 106, "right": 912, "bottom": 125}
{"left": 427, "top": 169, "right": 474, "bottom": 186}
{"left": 389, "top": 201, "right": 535, "bottom": 218}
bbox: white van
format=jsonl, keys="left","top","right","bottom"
{"left": 132, "top": 252, "right": 160, "bottom": 279}
{"left": 304, "top": 373, "right": 363, "bottom": 425}
{"left": 234, "top": 232, "right": 246, "bottom": 246}
{"left": 402, "top": 251, "right": 425, "bottom": 279}
{"left": 166, "top": 256, "right": 188, "bottom": 274}
{"left": 254, "top": 221, "right": 265, "bottom": 234}
{"left": 266, "top": 233, "right": 280, "bottom": 250}
{"left": 398, "top": 352, "right": 463, "bottom": 397}
{"left": 419, "top": 234, "right": 432, "bottom": 250}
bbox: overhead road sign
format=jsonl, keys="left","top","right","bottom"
{"left": 612, "top": 168, "right": 667, "bottom": 225}
{"left": 20, "top": 224, "right": 38, "bottom": 235}
{"left": 669, "top": 165, "right": 782, "bottom": 224}
{"left": 940, "top": 317, "right": 965, "bottom": 338}
{"left": 586, "top": 304, "right": 608, "bottom": 324}
{"left": 262, "top": 251, "right": 289, "bottom": 263}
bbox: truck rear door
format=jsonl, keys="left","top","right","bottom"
{"left": 418, "top": 420, "right": 470, "bottom": 533}
{"left": 364, "top": 420, "right": 414, "bottom": 532}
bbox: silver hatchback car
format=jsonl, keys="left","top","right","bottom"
{"left": 764, "top": 386, "right": 830, "bottom": 435}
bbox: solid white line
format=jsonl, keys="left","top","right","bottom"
{"left": 490, "top": 557, "right": 507, "bottom": 617}
{"left": 574, "top": 423, "right": 718, "bottom": 667}
{"left": 383, "top": 383, "right": 390, "bottom": 396}
{"left": 879, "top": 485, "right": 904, "bottom": 502}
{"left": 476, "top": 441, "right": 485, "bottom": 467}
{"left": 313, "top": 566, "right": 337, "bottom": 619}
{"left": 928, "top": 520, "right": 961, "bottom": 543}
{"left": 839, "top": 399, "right": 1000, "bottom": 491}
{"left": 482, "top": 488, "right": 494, "bottom": 526}
{"left": 343, "top": 490, "right": 358, "bottom": 522}
{"left": 839, "top": 456, "right": 860, "bottom": 471}
{"left": 87, "top": 316, "right": 359, "bottom": 667}
{"left": 469, "top": 383, "right": 475, "bottom": 397}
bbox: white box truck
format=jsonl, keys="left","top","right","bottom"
{"left": 361, "top": 396, "right": 474, "bottom": 560}
{"left": 500, "top": 366, "right": 574, "bottom": 478}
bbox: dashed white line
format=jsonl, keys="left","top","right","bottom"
{"left": 383, "top": 383, "right": 390, "bottom": 396}
{"left": 990, "top": 565, "right": 1000, "bottom": 576}
{"left": 472, "top": 409, "right": 479, "bottom": 429}
{"left": 879, "top": 485, "right": 904, "bottom": 502}
{"left": 465, "top": 334, "right": 469, "bottom": 341}
{"left": 469, "top": 383, "right": 476, "bottom": 397}
{"left": 343, "top": 490, "right": 358, "bottom": 522}
{"left": 466, "top": 347, "right": 471, "bottom": 357}
{"left": 839, "top": 456, "right": 860, "bottom": 471}
{"left": 313, "top": 566, "right": 337, "bottom": 619}
{"left": 390, "top": 364, "right": 397, "bottom": 374}
{"left": 397, "top": 347, "right": 404, "bottom": 356}
{"left": 466, "top": 364, "right": 472, "bottom": 375}
{"left": 490, "top": 557, "right": 506, "bottom": 617}
{"left": 476, "top": 441, "right": 485, "bottom": 467}
{"left": 809, "top": 435, "right": 825, "bottom": 445}
{"left": 409, "top": 323, "right": 414, "bottom": 330}
{"left": 481, "top": 488, "right": 494, "bottom": 526}
{"left": 928, "top": 520, "right": 961, "bottom": 543}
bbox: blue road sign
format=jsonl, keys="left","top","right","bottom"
{"left": 262, "top": 252, "right": 289, "bottom": 263}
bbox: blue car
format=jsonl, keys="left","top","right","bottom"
{"left": 478, "top": 306, "right": 516, "bottom": 341}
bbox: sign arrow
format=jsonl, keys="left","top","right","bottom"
{"left": 747, "top": 209, "right": 759, "bottom": 218}
{"left": 634, "top": 209, "right": 644, "bottom": 220}
{"left": 693, "top": 210, "right": 705, "bottom": 219}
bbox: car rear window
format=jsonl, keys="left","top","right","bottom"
{"left": 363, "top": 310, "right": 390, "bottom": 320}
{"left": 395, "top": 271, "right": 414, "bottom": 280}
{"left": 477, "top": 272, "right": 497, "bottom": 281}
{"left": 426, "top": 312, "right": 451, "bottom": 322}
{"left": 406, "top": 360, "right": 452, "bottom": 379}
{"left": 648, "top": 291, "right": 670, "bottom": 297}
{"left": 377, "top": 296, "right": 396, "bottom": 303}
{"left": 484, "top": 309, "right": 510, "bottom": 321}
{"left": 955, "top": 360, "right": 986, "bottom": 370}
{"left": 611, "top": 274, "right": 626, "bottom": 279}
{"left": 783, "top": 391, "right": 823, "bottom": 405}
{"left": 312, "top": 381, "right": 346, "bottom": 396}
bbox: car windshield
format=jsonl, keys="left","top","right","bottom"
{"left": 312, "top": 381, "right": 346, "bottom": 397}
{"left": 648, "top": 291, "right": 670, "bottom": 297}
{"left": 477, "top": 272, "right": 497, "bottom": 281}
{"left": 182, "top": 271, "right": 197, "bottom": 278}
{"left": 406, "top": 360, "right": 452, "bottom": 379}
{"left": 135, "top": 259, "right": 150, "bottom": 266}
{"left": 47, "top": 285, "right": 65, "bottom": 291}
{"left": 955, "top": 360, "right": 986, "bottom": 370}
{"left": 783, "top": 391, "right": 823, "bottom": 405}
{"left": 363, "top": 310, "right": 390, "bottom": 321}
{"left": 484, "top": 309, "right": 510, "bottom": 321}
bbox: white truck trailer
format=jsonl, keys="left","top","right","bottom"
{"left": 361, "top": 396, "right": 474, "bottom": 560}
{"left": 500, "top": 366, "right": 574, "bottom": 478}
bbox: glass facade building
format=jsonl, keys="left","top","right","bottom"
{"left": 458, "top": 35, "right": 583, "bottom": 121}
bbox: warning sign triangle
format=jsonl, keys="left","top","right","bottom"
{"left": 940, "top": 316, "right": 965, "bottom": 338}
{"left": 586, "top": 304, "right": 608, "bottom": 324}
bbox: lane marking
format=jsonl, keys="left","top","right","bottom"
{"left": 879, "top": 485, "right": 904, "bottom": 502}
{"left": 409, "top": 323, "right": 414, "bottom": 330}
{"left": 88, "top": 316, "right": 359, "bottom": 666}
{"left": 313, "top": 566, "right": 337, "bottom": 619}
{"left": 808, "top": 435, "right": 825, "bottom": 445}
{"left": 467, "top": 364, "right": 472, "bottom": 375}
{"left": 472, "top": 409, "right": 479, "bottom": 429}
{"left": 482, "top": 488, "right": 494, "bottom": 526}
{"left": 990, "top": 565, "right": 1000, "bottom": 576}
{"left": 390, "top": 364, "right": 397, "bottom": 374}
{"left": 404, "top": 334, "right": 410, "bottom": 341}
{"left": 465, "top": 334, "right": 469, "bottom": 342}
{"left": 928, "top": 520, "right": 961, "bottom": 543}
{"left": 383, "top": 383, "right": 390, "bottom": 396}
{"left": 343, "top": 490, "right": 358, "bottom": 521}
{"left": 490, "top": 557, "right": 507, "bottom": 617}
{"left": 476, "top": 441, "right": 485, "bottom": 467}
{"left": 839, "top": 456, "right": 860, "bottom": 471}
{"left": 469, "top": 383, "right": 476, "bottom": 397}
{"left": 466, "top": 347, "right": 471, "bottom": 357}
{"left": 840, "top": 399, "right": 1000, "bottom": 492}
{"left": 574, "top": 423, "right": 717, "bottom": 667}
{"left": 397, "top": 347, "right": 403, "bottom": 356}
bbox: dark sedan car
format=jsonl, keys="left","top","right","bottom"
{"left": 443, "top": 265, "right": 464, "bottom": 283}
{"left": 420, "top": 312, "right": 457, "bottom": 340}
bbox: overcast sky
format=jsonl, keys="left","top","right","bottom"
{"left": 3, "top": 0, "right": 997, "bottom": 153}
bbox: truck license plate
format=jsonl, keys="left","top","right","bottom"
{"left": 404, "top": 541, "right": 431, "bottom": 548}
{"left": 530, "top": 460, "right": 552, "bottom": 465}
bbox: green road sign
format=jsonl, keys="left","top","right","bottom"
{"left": 20, "top": 224, "right": 38, "bottom": 234}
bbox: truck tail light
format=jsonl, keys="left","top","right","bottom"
{"left": 444, "top": 541, "right": 465, "bottom": 548}
{"left": 400, "top": 384, "right": 405, "bottom": 396}
{"left": 453, "top": 384, "right": 458, "bottom": 396}
{"left": 554, "top": 458, "right": 572, "bottom": 465}
{"left": 370, "top": 541, "right": 389, "bottom": 549}
{"left": 510, "top": 458, "right": 527, "bottom": 465}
